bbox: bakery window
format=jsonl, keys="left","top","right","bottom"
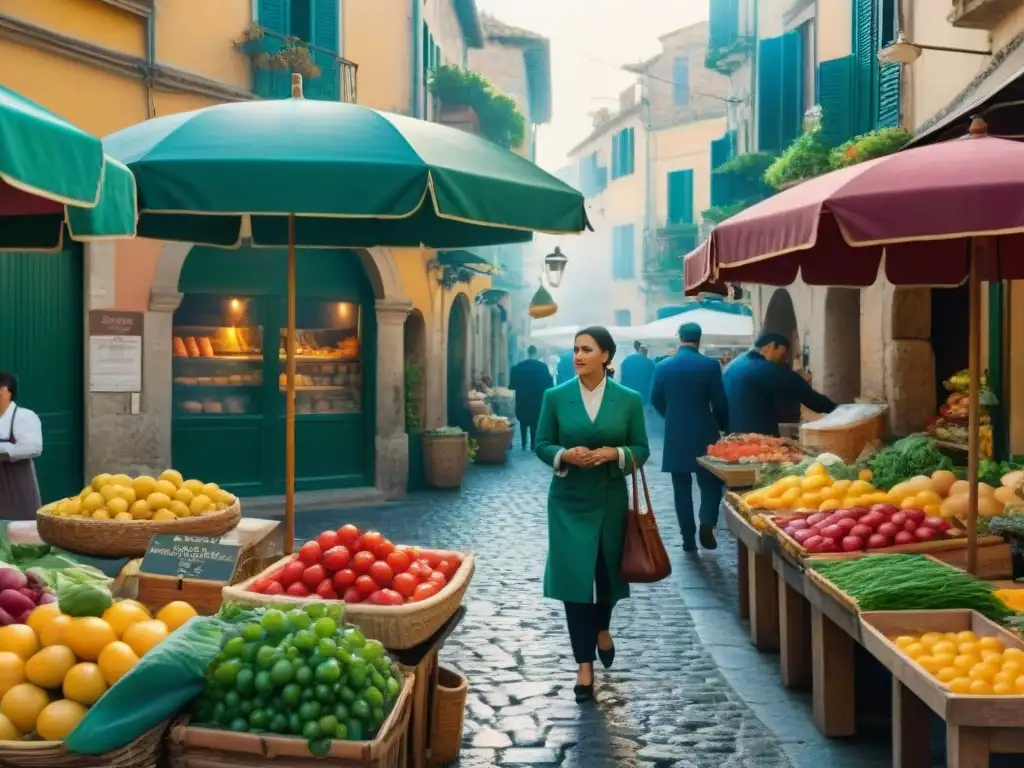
{"left": 279, "top": 300, "right": 363, "bottom": 415}
{"left": 173, "top": 295, "right": 264, "bottom": 417}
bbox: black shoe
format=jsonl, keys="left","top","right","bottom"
{"left": 574, "top": 683, "right": 594, "bottom": 703}
{"left": 682, "top": 540, "right": 698, "bottom": 552}
{"left": 700, "top": 525, "right": 718, "bottom": 550}
{"left": 598, "top": 643, "right": 615, "bottom": 669}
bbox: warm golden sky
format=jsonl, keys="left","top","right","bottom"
{"left": 477, "top": 0, "right": 708, "bottom": 171}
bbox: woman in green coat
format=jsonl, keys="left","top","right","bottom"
{"left": 534, "top": 327, "right": 650, "bottom": 702}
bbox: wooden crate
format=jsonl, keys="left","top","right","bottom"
{"left": 697, "top": 457, "right": 760, "bottom": 488}
{"left": 800, "top": 407, "right": 887, "bottom": 463}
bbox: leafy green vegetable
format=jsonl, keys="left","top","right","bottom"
{"left": 57, "top": 577, "right": 113, "bottom": 617}
{"left": 811, "top": 554, "right": 1012, "bottom": 621}
{"left": 866, "top": 436, "right": 954, "bottom": 490}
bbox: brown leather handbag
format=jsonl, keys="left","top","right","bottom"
{"left": 620, "top": 451, "right": 672, "bottom": 583}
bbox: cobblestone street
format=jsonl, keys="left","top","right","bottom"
{"left": 285, "top": 429, "right": 889, "bottom": 768}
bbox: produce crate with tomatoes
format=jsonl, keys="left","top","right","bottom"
{"left": 701, "top": 434, "right": 806, "bottom": 487}
{"left": 222, "top": 524, "right": 474, "bottom": 650}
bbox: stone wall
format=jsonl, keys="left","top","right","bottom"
{"left": 646, "top": 23, "right": 730, "bottom": 131}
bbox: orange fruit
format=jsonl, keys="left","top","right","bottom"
{"left": 102, "top": 601, "right": 150, "bottom": 639}
{"left": 25, "top": 646, "right": 75, "bottom": 689}
{"left": 0, "top": 652, "right": 26, "bottom": 697}
{"left": 66, "top": 618, "right": 116, "bottom": 662}
{"left": 26, "top": 604, "right": 62, "bottom": 638}
{"left": 0, "top": 682, "right": 49, "bottom": 733}
{"left": 0, "top": 713, "right": 20, "bottom": 740}
{"left": 39, "top": 615, "right": 72, "bottom": 647}
{"left": 156, "top": 602, "right": 197, "bottom": 633}
{"left": 35, "top": 699, "right": 88, "bottom": 741}
{"left": 97, "top": 641, "right": 139, "bottom": 686}
{"left": 0, "top": 625, "right": 39, "bottom": 661}
{"left": 63, "top": 662, "right": 107, "bottom": 705}
{"left": 122, "top": 620, "right": 168, "bottom": 657}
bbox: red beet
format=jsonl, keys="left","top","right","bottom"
{"left": 904, "top": 508, "right": 926, "bottom": 524}
{"left": 914, "top": 526, "right": 938, "bottom": 542}
{"left": 867, "top": 534, "right": 890, "bottom": 549}
{"left": 877, "top": 522, "right": 899, "bottom": 538}
{"left": 894, "top": 531, "right": 916, "bottom": 545}
{"left": 850, "top": 524, "right": 873, "bottom": 539}
{"left": 841, "top": 535, "right": 864, "bottom": 552}
{"left": 871, "top": 503, "right": 899, "bottom": 516}
{"left": 821, "top": 524, "right": 844, "bottom": 539}
{"left": 837, "top": 518, "right": 858, "bottom": 532}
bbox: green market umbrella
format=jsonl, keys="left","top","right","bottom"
{"left": 103, "top": 74, "right": 589, "bottom": 552}
{"left": 0, "top": 84, "right": 137, "bottom": 250}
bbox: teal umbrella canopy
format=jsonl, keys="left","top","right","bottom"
{"left": 102, "top": 87, "right": 589, "bottom": 248}
{"left": 0, "top": 84, "right": 138, "bottom": 250}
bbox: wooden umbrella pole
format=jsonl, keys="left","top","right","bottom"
{"left": 285, "top": 213, "right": 297, "bottom": 554}
{"left": 966, "top": 239, "right": 981, "bottom": 575}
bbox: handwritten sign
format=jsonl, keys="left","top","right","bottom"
{"left": 88, "top": 310, "right": 144, "bottom": 393}
{"left": 140, "top": 534, "right": 241, "bottom": 583}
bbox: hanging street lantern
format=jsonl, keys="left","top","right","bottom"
{"left": 528, "top": 281, "right": 558, "bottom": 319}
{"left": 544, "top": 246, "right": 568, "bottom": 287}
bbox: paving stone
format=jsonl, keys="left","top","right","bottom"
{"left": 470, "top": 728, "right": 512, "bottom": 748}
{"left": 499, "top": 748, "right": 560, "bottom": 764}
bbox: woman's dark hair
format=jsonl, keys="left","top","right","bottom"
{"left": 574, "top": 326, "right": 616, "bottom": 368}
{"left": 0, "top": 372, "right": 17, "bottom": 400}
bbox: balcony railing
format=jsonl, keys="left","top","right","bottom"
{"left": 240, "top": 28, "right": 357, "bottom": 103}
{"left": 642, "top": 222, "right": 698, "bottom": 293}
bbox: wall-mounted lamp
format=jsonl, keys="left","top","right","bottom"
{"left": 878, "top": 33, "right": 991, "bottom": 65}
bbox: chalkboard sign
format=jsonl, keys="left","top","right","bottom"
{"left": 140, "top": 535, "right": 241, "bottom": 583}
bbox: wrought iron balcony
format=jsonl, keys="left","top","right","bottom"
{"left": 949, "top": 0, "right": 1020, "bottom": 29}
{"left": 642, "top": 222, "right": 698, "bottom": 293}
{"left": 238, "top": 27, "right": 357, "bottom": 103}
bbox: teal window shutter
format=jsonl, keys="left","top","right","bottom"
{"left": 709, "top": 0, "right": 740, "bottom": 49}
{"left": 818, "top": 56, "right": 855, "bottom": 147}
{"left": 757, "top": 36, "right": 784, "bottom": 153}
{"left": 612, "top": 224, "right": 635, "bottom": 279}
{"left": 673, "top": 57, "right": 690, "bottom": 106}
{"left": 290, "top": 0, "right": 312, "bottom": 40}
{"left": 611, "top": 133, "right": 620, "bottom": 178}
{"left": 709, "top": 133, "right": 734, "bottom": 206}
{"left": 667, "top": 170, "right": 694, "bottom": 224}
{"left": 852, "top": 0, "right": 877, "bottom": 135}
{"left": 309, "top": 0, "right": 339, "bottom": 101}
{"left": 625, "top": 128, "right": 635, "bottom": 175}
{"left": 780, "top": 30, "right": 804, "bottom": 148}
{"left": 877, "top": 62, "right": 901, "bottom": 128}
{"left": 611, "top": 129, "right": 635, "bottom": 179}
{"left": 255, "top": 0, "right": 289, "bottom": 99}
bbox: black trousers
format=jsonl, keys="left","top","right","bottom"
{"left": 519, "top": 419, "right": 537, "bottom": 449}
{"left": 563, "top": 545, "right": 613, "bottom": 664}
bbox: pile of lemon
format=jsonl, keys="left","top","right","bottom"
{"left": 895, "top": 630, "right": 1024, "bottom": 695}
{"left": 41, "top": 470, "right": 235, "bottom": 522}
{"left": 744, "top": 463, "right": 882, "bottom": 513}
{"left": 0, "top": 599, "right": 197, "bottom": 741}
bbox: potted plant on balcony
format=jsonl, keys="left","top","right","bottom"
{"left": 235, "top": 23, "right": 321, "bottom": 80}
{"left": 422, "top": 426, "right": 470, "bottom": 489}
{"left": 427, "top": 65, "right": 525, "bottom": 150}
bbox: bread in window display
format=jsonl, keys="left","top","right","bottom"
{"left": 185, "top": 337, "right": 201, "bottom": 357}
{"left": 182, "top": 400, "right": 203, "bottom": 414}
{"left": 173, "top": 337, "right": 187, "bottom": 357}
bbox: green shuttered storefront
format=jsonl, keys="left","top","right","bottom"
{"left": 0, "top": 246, "right": 84, "bottom": 503}
{"left": 172, "top": 247, "right": 375, "bottom": 497}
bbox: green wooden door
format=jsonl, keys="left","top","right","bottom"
{"left": 0, "top": 245, "right": 84, "bottom": 502}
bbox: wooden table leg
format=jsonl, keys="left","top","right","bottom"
{"left": 404, "top": 649, "right": 437, "bottom": 768}
{"left": 748, "top": 549, "right": 779, "bottom": 651}
{"left": 811, "top": 605, "right": 855, "bottom": 737}
{"left": 946, "top": 725, "right": 990, "bottom": 768}
{"left": 737, "top": 539, "right": 749, "bottom": 620}
{"left": 892, "top": 679, "right": 930, "bottom": 768}
{"left": 778, "top": 572, "right": 811, "bottom": 688}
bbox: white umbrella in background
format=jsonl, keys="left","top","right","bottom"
{"left": 632, "top": 308, "right": 754, "bottom": 348}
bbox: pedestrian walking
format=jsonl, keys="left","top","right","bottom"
{"left": 555, "top": 349, "right": 576, "bottom": 384}
{"left": 0, "top": 372, "right": 43, "bottom": 519}
{"left": 508, "top": 346, "right": 554, "bottom": 451}
{"left": 620, "top": 342, "right": 655, "bottom": 404}
{"left": 651, "top": 323, "right": 728, "bottom": 551}
{"left": 534, "top": 326, "right": 650, "bottom": 702}
{"left": 723, "top": 332, "right": 837, "bottom": 436}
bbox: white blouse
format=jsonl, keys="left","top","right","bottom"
{"left": 0, "top": 403, "right": 43, "bottom": 462}
{"left": 552, "top": 378, "right": 626, "bottom": 476}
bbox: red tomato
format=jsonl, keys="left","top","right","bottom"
{"left": 286, "top": 581, "right": 310, "bottom": 597}
{"left": 392, "top": 572, "right": 418, "bottom": 598}
{"left": 280, "top": 560, "right": 306, "bottom": 587}
{"left": 436, "top": 560, "right": 459, "bottom": 579}
{"left": 343, "top": 586, "right": 363, "bottom": 604}
{"left": 355, "top": 575, "right": 378, "bottom": 597}
{"left": 322, "top": 545, "right": 352, "bottom": 573}
{"left": 265, "top": 581, "right": 285, "bottom": 595}
{"left": 386, "top": 551, "right": 410, "bottom": 574}
{"left": 412, "top": 582, "right": 438, "bottom": 602}
{"left": 428, "top": 571, "right": 447, "bottom": 588}
{"left": 376, "top": 589, "right": 404, "bottom": 606}
{"left": 373, "top": 539, "right": 395, "bottom": 559}
{"left": 336, "top": 524, "right": 361, "bottom": 548}
{"left": 419, "top": 551, "right": 442, "bottom": 568}
{"left": 317, "top": 530, "right": 341, "bottom": 552}
{"left": 332, "top": 568, "right": 356, "bottom": 591}
{"left": 302, "top": 564, "right": 327, "bottom": 589}
{"left": 351, "top": 551, "right": 376, "bottom": 574}
{"left": 316, "top": 579, "right": 338, "bottom": 599}
{"left": 298, "top": 541, "right": 323, "bottom": 565}
{"left": 360, "top": 531, "right": 384, "bottom": 553}
{"left": 408, "top": 560, "right": 433, "bottom": 580}
{"left": 369, "top": 561, "right": 394, "bottom": 588}
{"left": 250, "top": 577, "right": 271, "bottom": 594}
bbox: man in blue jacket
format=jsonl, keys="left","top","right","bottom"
{"left": 651, "top": 323, "right": 729, "bottom": 551}
{"left": 723, "top": 332, "right": 837, "bottom": 436}
{"left": 620, "top": 342, "right": 655, "bottom": 403}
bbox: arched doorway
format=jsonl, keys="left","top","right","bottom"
{"left": 761, "top": 289, "right": 801, "bottom": 425}
{"left": 403, "top": 310, "right": 427, "bottom": 429}
{"left": 447, "top": 294, "right": 471, "bottom": 431}
{"left": 822, "top": 288, "right": 861, "bottom": 403}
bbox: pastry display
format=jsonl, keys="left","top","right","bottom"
{"left": 173, "top": 337, "right": 187, "bottom": 357}
{"left": 198, "top": 337, "right": 215, "bottom": 358}
{"left": 185, "top": 337, "right": 201, "bottom": 357}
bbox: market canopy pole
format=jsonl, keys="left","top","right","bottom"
{"left": 967, "top": 240, "right": 982, "bottom": 575}
{"left": 284, "top": 74, "right": 303, "bottom": 555}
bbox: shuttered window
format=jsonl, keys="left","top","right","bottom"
{"left": 709, "top": 131, "right": 736, "bottom": 206}
{"left": 667, "top": 170, "right": 695, "bottom": 224}
{"left": 852, "top": 0, "right": 902, "bottom": 131}
{"left": 708, "top": 0, "right": 740, "bottom": 49}
{"left": 757, "top": 32, "right": 803, "bottom": 153}
{"left": 614, "top": 309, "right": 632, "bottom": 326}
{"left": 578, "top": 152, "right": 608, "bottom": 197}
{"left": 612, "top": 224, "right": 635, "bottom": 279}
{"left": 255, "top": 0, "right": 289, "bottom": 99}
{"left": 611, "top": 128, "right": 636, "bottom": 179}
{"left": 255, "top": 0, "right": 338, "bottom": 101}
{"left": 818, "top": 56, "right": 854, "bottom": 147}
{"left": 673, "top": 57, "right": 690, "bottom": 107}
{"left": 308, "top": 0, "right": 339, "bottom": 101}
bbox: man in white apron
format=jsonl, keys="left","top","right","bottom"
{"left": 0, "top": 373, "right": 42, "bottom": 520}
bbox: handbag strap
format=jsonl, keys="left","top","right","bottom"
{"left": 625, "top": 448, "right": 655, "bottom": 519}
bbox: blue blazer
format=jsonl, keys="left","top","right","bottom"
{"left": 651, "top": 347, "right": 728, "bottom": 473}
{"left": 620, "top": 353, "right": 655, "bottom": 403}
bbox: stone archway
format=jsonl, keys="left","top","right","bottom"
{"left": 761, "top": 289, "right": 801, "bottom": 424}
{"left": 403, "top": 309, "right": 427, "bottom": 429}
{"left": 446, "top": 293, "right": 472, "bottom": 431}
{"left": 146, "top": 242, "right": 412, "bottom": 499}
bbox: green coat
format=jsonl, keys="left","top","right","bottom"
{"left": 535, "top": 378, "right": 650, "bottom": 605}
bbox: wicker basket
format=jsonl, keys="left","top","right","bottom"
{"left": 166, "top": 673, "right": 413, "bottom": 767}
{"left": 428, "top": 667, "right": 468, "bottom": 767}
{"left": 36, "top": 499, "right": 242, "bottom": 558}
{"left": 222, "top": 552, "right": 475, "bottom": 649}
{"left": 422, "top": 433, "right": 469, "bottom": 489}
{"left": 473, "top": 428, "right": 513, "bottom": 465}
{"left": 0, "top": 718, "right": 168, "bottom": 768}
